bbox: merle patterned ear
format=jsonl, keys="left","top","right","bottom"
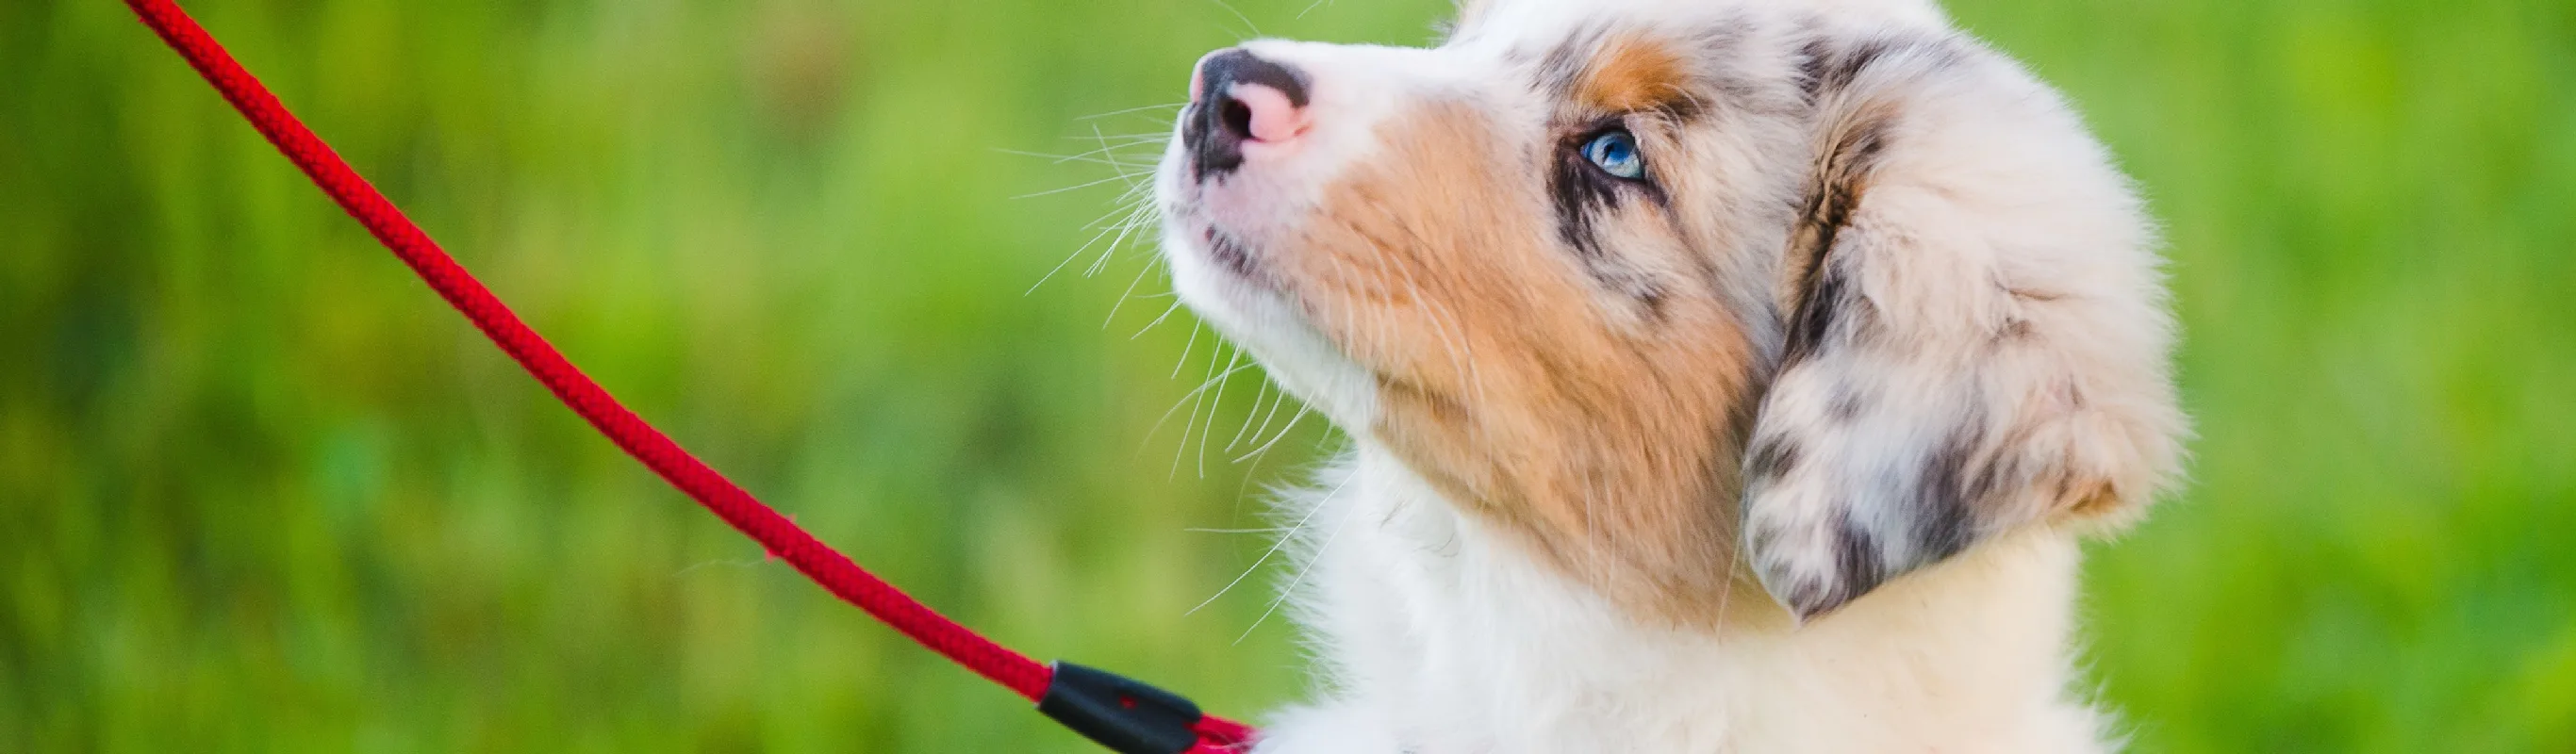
{"left": 1739, "top": 33, "right": 2186, "bottom": 622}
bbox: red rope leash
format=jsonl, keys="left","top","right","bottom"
{"left": 121, "top": 1, "right": 1253, "bottom": 751}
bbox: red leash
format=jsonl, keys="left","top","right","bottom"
{"left": 121, "top": 1, "right": 1254, "bottom": 751}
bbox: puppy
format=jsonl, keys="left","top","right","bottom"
{"left": 1152, "top": 0, "right": 2187, "bottom": 750}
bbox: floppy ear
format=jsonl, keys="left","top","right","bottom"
{"left": 1741, "top": 36, "right": 2188, "bottom": 622}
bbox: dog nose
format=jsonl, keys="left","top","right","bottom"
{"left": 1185, "top": 48, "right": 1311, "bottom": 179}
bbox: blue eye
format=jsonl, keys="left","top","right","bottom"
{"left": 1581, "top": 130, "right": 1644, "bottom": 180}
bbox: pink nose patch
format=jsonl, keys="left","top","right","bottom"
{"left": 1229, "top": 83, "right": 1309, "bottom": 143}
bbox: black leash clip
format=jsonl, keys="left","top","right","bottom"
{"left": 1038, "top": 662, "right": 1212, "bottom": 754}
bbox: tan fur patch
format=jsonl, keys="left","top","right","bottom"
{"left": 1576, "top": 35, "right": 1692, "bottom": 114}
{"left": 1272, "top": 100, "right": 1763, "bottom": 625}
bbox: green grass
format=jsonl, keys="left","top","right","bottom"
{"left": 3, "top": 0, "right": 2571, "bottom": 751}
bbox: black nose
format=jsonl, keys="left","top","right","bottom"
{"left": 1185, "top": 48, "right": 1310, "bottom": 181}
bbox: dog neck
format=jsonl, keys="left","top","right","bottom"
{"left": 1267, "top": 442, "right": 2117, "bottom": 752}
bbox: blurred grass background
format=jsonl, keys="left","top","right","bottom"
{"left": 2, "top": 0, "right": 2571, "bottom": 750}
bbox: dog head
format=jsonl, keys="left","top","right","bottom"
{"left": 1153, "top": 0, "right": 2186, "bottom": 624}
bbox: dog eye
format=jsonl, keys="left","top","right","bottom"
{"left": 1580, "top": 130, "right": 1645, "bottom": 180}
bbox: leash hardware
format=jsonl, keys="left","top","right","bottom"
{"left": 1039, "top": 662, "right": 1210, "bottom": 754}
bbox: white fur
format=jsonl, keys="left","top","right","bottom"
{"left": 1253, "top": 449, "right": 2117, "bottom": 753}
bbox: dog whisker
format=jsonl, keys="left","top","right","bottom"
{"left": 1075, "top": 102, "right": 1188, "bottom": 122}
{"left": 1225, "top": 380, "right": 1277, "bottom": 451}
{"left": 1202, "top": 0, "right": 1263, "bottom": 40}
{"left": 1112, "top": 264, "right": 1181, "bottom": 333}
{"left": 1013, "top": 172, "right": 1155, "bottom": 200}
{"left": 990, "top": 147, "right": 1148, "bottom": 169}
{"left": 1195, "top": 346, "right": 1247, "bottom": 479}
{"left": 1235, "top": 482, "right": 1363, "bottom": 645}
{"left": 1029, "top": 195, "right": 1154, "bottom": 295}
{"left": 1188, "top": 470, "right": 1352, "bottom": 618}
{"left": 1231, "top": 402, "right": 1311, "bottom": 465}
